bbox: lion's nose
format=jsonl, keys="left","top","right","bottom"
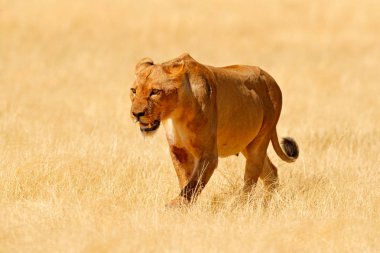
{"left": 132, "top": 111, "right": 145, "bottom": 120}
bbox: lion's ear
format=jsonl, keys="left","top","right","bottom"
{"left": 162, "top": 60, "right": 185, "bottom": 75}
{"left": 135, "top": 57, "right": 154, "bottom": 74}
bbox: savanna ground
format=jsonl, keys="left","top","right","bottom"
{"left": 1, "top": 0, "right": 379, "bottom": 252}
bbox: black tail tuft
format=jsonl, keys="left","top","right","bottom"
{"left": 281, "top": 137, "right": 299, "bottom": 159}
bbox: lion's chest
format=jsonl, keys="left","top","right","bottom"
{"left": 163, "top": 119, "right": 180, "bottom": 144}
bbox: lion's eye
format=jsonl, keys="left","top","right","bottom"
{"left": 150, "top": 89, "right": 162, "bottom": 96}
{"left": 131, "top": 88, "right": 136, "bottom": 94}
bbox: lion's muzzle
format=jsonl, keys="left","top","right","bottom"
{"left": 132, "top": 110, "right": 146, "bottom": 122}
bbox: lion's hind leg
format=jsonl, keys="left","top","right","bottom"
{"left": 260, "top": 155, "right": 279, "bottom": 193}
{"left": 259, "top": 155, "right": 279, "bottom": 205}
{"left": 241, "top": 134, "right": 271, "bottom": 193}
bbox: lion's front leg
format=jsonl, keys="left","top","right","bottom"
{"left": 165, "top": 68, "right": 218, "bottom": 207}
{"left": 177, "top": 154, "right": 218, "bottom": 204}
{"left": 166, "top": 145, "right": 195, "bottom": 207}
{"left": 169, "top": 145, "right": 195, "bottom": 188}
{"left": 167, "top": 151, "right": 218, "bottom": 208}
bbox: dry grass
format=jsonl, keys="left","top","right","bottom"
{"left": 1, "top": 0, "right": 379, "bottom": 252}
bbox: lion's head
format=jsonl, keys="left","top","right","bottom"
{"left": 130, "top": 57, "right": 185, "bottom": 135}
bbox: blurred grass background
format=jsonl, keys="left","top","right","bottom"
{"left": 0, "top": 0, "right": 379, "bottom": 252}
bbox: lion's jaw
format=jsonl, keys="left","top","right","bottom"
{"left": 138, "top": 118, "right": 161, "bottom": 135}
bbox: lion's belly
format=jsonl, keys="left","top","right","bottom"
{"left": 216, "top": 121, "right": 263, "bottom": 157}
{"left": 216, "top": 87, "right": 264, "bottom": 157}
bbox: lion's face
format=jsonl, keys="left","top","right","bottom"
{"left": 130, "top": 58, "right": 183, "bottom": 135}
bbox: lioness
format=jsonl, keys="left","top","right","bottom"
{"left": 130, "top": 53, "right": 299, "bottom": 207}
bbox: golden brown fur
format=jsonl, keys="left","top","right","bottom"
{"left": 130, "top": 53, "right": 299, "bottom": 207}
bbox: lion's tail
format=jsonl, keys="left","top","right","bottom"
{"left": 271, "top": 129, "right": 299, "bottom": 163}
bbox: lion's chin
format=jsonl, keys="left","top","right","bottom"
{"left": 139, "top": 119, "right": 160, "bottom": 136}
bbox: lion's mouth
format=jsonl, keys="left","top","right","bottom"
{"left": 139, "top": 120, "right": 160, "bottom": 132}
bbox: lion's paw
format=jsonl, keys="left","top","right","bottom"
{"left": 165, "top": 196, "right": 190, "bottom": 209}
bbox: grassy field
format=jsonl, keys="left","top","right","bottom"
{"left": 1, "top": 0, "right": 379, "bottom": 252}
